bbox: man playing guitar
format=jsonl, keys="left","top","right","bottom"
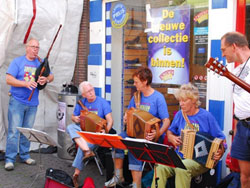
{"left": 221, "top": 32, "right": 250, "bottom": 188}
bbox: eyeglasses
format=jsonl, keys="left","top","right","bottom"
{"left": 28, "top": 45, "right": 40, "bottom": 49}
{"left": 85, "top": 88, "right": 94, "bottom": 94}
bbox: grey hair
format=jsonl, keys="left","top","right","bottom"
{"left": 79, "top": 81, "right": 92, "bottom": 94}
{"left": 174, "top": 82, "right": 201, "bottom": 107}
{"left": 25, "top": 38, "right": 39, "bottom": 47}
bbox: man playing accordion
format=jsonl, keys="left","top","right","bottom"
{"left": 152, "top": 83, "right": 227, "bottom": 188}
{"left": 66, "top": 81, "right": 114, "bottom": 187}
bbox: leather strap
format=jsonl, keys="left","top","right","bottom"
{"left": 181, "top": 110, "right": 195, "bottom": 130}
{"left": 134, "top": 91, "right": 141, "bottom": 109}
{"left": 78, "top": 100, "right": 88, "bottom": 111}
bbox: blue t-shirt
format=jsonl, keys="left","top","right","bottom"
{"left": 169, "top": 108, "right": 226, "bottom": 157}
{"left": 6, "top": 55, "right": 41, "bottom": 106}
{"left": 73, "top": 96, "right": 112, "bottom": 119}
{"left": 128, "top": 90, "right": 169, "bottom": 141}
{"left": 169, "top": 108, "right": 225, "bottom": 139}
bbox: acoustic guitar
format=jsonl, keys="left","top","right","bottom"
{"left": 205, "top": 57, "right": 250, "bottom": 93}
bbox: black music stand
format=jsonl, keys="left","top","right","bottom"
{"left": 121, "top": 138, "right": 186, "bottom": 188}
{"left": 17, "top": 127, "right": 58, "bottom": 188}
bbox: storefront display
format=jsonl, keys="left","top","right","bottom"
{"left": 108, "top": 0, "right": 209, "bottom": 120}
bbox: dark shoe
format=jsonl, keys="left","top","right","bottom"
{"left": 125, "top": 36, "right": 140, "bottom": 45}
{"left": 126, "top": 79, "right": 134, "bottom": 84}
{"left": 73, "top": 174, "right": 79, "bottom": 188}
{"left": 125, "top": 58, "right": 139, "bottom": 64}
{"left": 126, "top": 19, "right": 143, "bottom": 29}
{"left": 67, "top": 143, "right": 77, "bottom": 157}
{"left": 83, "top": 151, "right": 95, "bottom": 162}
{"left": 5, "top": 162, "right": 14, "bottom": 171}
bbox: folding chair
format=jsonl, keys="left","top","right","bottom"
{"left": 84, "top": 146, "right": 104, "bottom": 176}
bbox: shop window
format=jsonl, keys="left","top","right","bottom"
{"left": 106, "top": 0, "right": 209, "bottom": 122}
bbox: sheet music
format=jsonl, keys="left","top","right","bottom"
{"left": 124, "top": 137, "right": 167, "bottom": 147}
{"left": 17, "top": 127, "right": 58, "bottom": 146}
{"left": 78, "top": 131, "right": 119, "bottom": 137}
{"left": 77, "top": 131, "right": 127, "bottom": 149}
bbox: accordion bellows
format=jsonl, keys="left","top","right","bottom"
{"left": 126, "top": 107, "right": 161, "bottom": 141}
{"left": 80, "top": 110, "right": 107, "bottom": 133}
{"left": 179, "top": 129, "right": 223, "bottom": 169}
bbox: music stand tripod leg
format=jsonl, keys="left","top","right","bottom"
{"left": 29, "top": 143, "right": 44, "bottom": 188}
{"left": 154, "top": 165, "right": 159, "bottom": 188}
{"left": 93, "top": 156, "right": 103, "bottom": 176}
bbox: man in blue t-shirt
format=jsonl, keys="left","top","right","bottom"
{"left": 66, "top": 81, "right": 113, "bottom": 187}
{"left": 5, "top": 38, "right": 54, "bottom": 171}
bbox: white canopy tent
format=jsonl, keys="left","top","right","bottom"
{"left": 0, "top": 0, "right": 84, "bottom": 150}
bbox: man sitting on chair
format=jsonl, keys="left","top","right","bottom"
{"left": 67, "top": 81, "right": 113, "bottom": 187}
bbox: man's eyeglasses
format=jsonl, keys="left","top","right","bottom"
{"left": 28, "top": 45, "right": 40, "bottom": 49}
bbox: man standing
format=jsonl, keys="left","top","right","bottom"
{"left": 5, "top": 38, "right": 54, "bottom": 171}
{"left": 221, "top": 32, "right": 250, "bottom": 188}
{"left": 67, "top": 81, "right": 113, "bottom": 187}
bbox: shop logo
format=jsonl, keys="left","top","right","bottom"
{"left": 111, "top": 3, "right": 129, "bottom": 28}
{"left": 159, "top": 69, "right": 174, "bottom": 81}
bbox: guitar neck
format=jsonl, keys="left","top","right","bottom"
{"left": 226, "top": 71, "right": 250, "bottom": 93}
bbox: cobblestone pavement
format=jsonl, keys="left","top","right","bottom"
{"left": 0, "top": 152, "right": 106, "bottom": 188}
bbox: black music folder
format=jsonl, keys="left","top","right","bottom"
{"left": 121, "top": 138, "right": 186, "bottom": 169}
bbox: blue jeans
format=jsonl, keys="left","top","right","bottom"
{"left": 67, "top": 124, "right": 97, "bottom": 171}
{"left": 114, "top": 131, "right": 143, "bottom": 171}
{"left": 5, "top": 96, "right": 37, "bottom": 163}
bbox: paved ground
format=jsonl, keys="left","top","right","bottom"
{"left": 0, "top": 152, "right": 107, "bottom": 188}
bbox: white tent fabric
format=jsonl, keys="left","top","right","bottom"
{"left": 0, "top": 0, "right": 84, "bottom": 150}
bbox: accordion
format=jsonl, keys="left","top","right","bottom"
{"left": 179, "top": 129, "right": 223, "bottom": 169}
{"left": 126, "top": 107, "right": 161, "bottom": 141}
{"left": 80, "top": 110, "right": 108, "bottom": 133}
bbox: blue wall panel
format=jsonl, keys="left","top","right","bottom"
{"left": 209, "top": 100, "right": 225, "bottom": 130}
{"left": 212, "top": 0, "right": 227, "bottom": 9}
{"left": 88, "top": 55, "right": 101, "bottom": 65}
{"left": 90, "top": 44, "right": 102, "bottom": 56}
{"left": 90, "top": 0, "right": 102, "bottom": 22}
{"left": 94, "top": 87, "right": 102, "bottom": 97}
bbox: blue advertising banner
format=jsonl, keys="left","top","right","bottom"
{"left": 147, "top": 5, "right": 190, "bottom": 84}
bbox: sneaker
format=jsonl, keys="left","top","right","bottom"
{"left": 5, "top": 162, "right": 14, "bottom": 171}
{"left": 104, "top": 175, "right": 124, "bottom": 187}
{"left": 83, "top": 151, "right": 95, "bottom": 162}
{"left": 24, "top": 158, "right": 36, "bottom": 165}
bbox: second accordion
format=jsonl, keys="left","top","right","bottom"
{"left": 126, "top": 107, "right": 161, "bottom": 141}
{"left": 179, "top": 129, "right": 223, "bottom": 169}
{"left": 80, "top": 110, "right": 108, "bottom": 133}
